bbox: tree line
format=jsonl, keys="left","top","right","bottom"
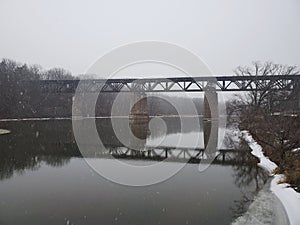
{"left": 0, "top": 59, "right": 75, "bottom": 118}
{"left": 0, "top": 58, "right": 204, "bottom": 119}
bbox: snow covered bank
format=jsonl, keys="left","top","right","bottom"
{"left": 241, "top": 130, "right": 300, "bottom": 225}
{"left": 270, "top": 175, "right": 300, "bottom": 225}
{"left": 241, "top": 130, "right": 277, "bottom": 175}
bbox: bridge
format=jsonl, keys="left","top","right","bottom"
{"left": 35, "top": 75, "right": 300, "bottom": 93}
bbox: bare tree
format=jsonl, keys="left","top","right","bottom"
{"left": 248, "top": 114, "right": 300, "bottom": 167}
{"left": 231, "top": 61, "right": 300, "bottom": 172}
{"left": 234, "top": 61, "right": 299, "bottom": 113}
{"left": 43, "top": 68, "right": 74, "bottom": 80}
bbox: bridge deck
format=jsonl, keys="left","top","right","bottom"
{"left": 26, "top": 75, "right": 300, "bottom": 93}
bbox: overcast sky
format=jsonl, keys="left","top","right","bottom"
{"left": 0, "top": 0, "right": 300, "bottom": 76}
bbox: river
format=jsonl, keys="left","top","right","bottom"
{"left": 0, "top": 118, "right": 274, "bottom": 225}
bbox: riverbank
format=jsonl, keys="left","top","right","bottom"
{"left": 241, "top": 130, "right": 300, "bottom": 225}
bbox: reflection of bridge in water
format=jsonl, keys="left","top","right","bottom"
{"left": 98, "top": 147, "right": 246, "bottom": 165}
{"left": 0, "top": 118, "right": 252, "bottom": 174}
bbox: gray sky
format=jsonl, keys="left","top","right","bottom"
{"left": 0, "top": 0, "right": 300, "bottom": 76}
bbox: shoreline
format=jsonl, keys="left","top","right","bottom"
{"left": 233, "top": 178, "right": 289, "bottom": 225}
{"left": 241, "top": 130, "right": 300, "bottom": 225}
{"left": 0, "top": 115, "right": 205, "bottom": 122}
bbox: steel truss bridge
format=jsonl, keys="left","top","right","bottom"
{"left": 36, "top": 75, "right": 300, "bottom": 93}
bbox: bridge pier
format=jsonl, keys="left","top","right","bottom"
{"left": 129, "top": 120, "right": 149, "bottom": 140}
{"left": 128, "top": 98, "right": 149, "bottom": 150}
{"left": 129, "top": 92, "right": 149, "bottom": 123}
{"left": 203, "top": 83, "right": 219, "bottom": 156}
{"left": 129, "top": 119, "right": 148, "bottom": 150}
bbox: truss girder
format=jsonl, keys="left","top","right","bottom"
{"left": 33, "top": 75, "right": 300, "bottom": 93}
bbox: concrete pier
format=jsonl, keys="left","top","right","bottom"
{"left": 203, "top": 83, "right": 219, "bottom": 156}
{"left": 129, "top": 92, "right": 149, "bottom": 123}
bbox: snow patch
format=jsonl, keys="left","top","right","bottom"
{"left": 241, "top": 130, "right": 277, "bottom": 175}
{"left": 270, "top": 175, "right": 300, "bottom": 225}
{"left": 0, "top": 129, "right": 11, "bottom": 135}
{"left": 292, "top": 148, "right": 300, "bottom": 152}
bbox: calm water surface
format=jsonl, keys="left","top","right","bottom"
{"left": 0, "top": 118, "right": 267, "bottom": 225}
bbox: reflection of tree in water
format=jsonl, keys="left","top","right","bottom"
{"left": 223, "top": 131, "right": 268, "bottom": 190}
{"left": 0, "top": 149, "right": 41, "bottom": 180}
{"left": 0, "top": 121, "right": 77, "bottom": 180}
{"left": 39, "top": 155, "right": 71, "bottom": 167}
{"left": 0, "top": 148, "right": 73, "bottom": 180}
{"left": 226, "top": 133, "right": 269, "bottom": 218}
{"left": 234, "top": 139, "right": 268, "bottom": 187}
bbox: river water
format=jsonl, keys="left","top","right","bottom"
{"left": 0, "top": 118, "right": 270, "bottom": 225}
